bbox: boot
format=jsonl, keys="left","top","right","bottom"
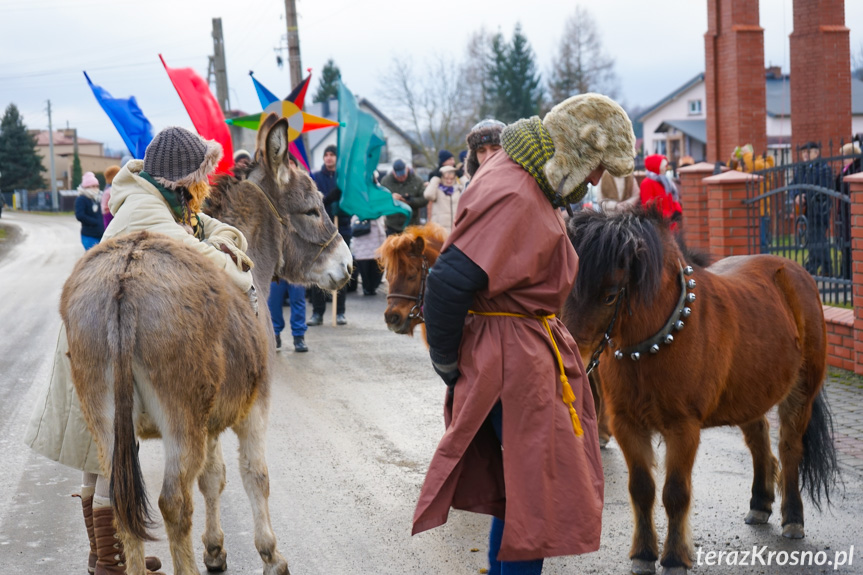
{"left": 92, "top": 506, "right": 163, "bottom": 574}
{"left": 293, "top": 335, "right": 308, "bottom": 352}
{"left": 75, "top": 489, "right": 97, "bottom": 574}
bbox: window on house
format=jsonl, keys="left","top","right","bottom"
{"left": 688, "top": 99, "right": 703, "bottom": 115}
{"left": 654, "top": 140, "right": 667, "bottom": 155}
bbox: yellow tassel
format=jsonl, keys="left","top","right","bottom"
{"left": 569, "top": 405, "right": 584, "bottom": 437}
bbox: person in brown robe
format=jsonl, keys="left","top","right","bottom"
{"left": 413, "top": 93, "right": 636, "bottom": 573}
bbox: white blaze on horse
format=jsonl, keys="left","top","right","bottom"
{"left": 61, "top": 114, "right": 352, "bottom": 575}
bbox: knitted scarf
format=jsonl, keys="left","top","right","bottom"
{"left": 140, "top": 171, "right": 204, "bottom": 240}
{"left": 440, "top": 184, "right": 455, "bottom": 197}
{"left": 501, "top": 116, "right": 587, "bottom": 208}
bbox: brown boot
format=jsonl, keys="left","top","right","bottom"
{"left": 92, "top": 505, "right": 163, "bottom": 574}
{"left": 74, "top": 490, "right": 98, "bottom": 574}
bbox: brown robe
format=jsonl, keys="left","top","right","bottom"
{"left": 412, "top": 150, "right": 604, "bottom": 561}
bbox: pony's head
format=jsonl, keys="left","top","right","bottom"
{"left": 209, "top": 113, "right": 352, "bottom": 290}
{"left": 377, "top": 223, "right": 447, "bottom": 335}
{"left": 562, "top": 208, "right": 667, "bottom": 353}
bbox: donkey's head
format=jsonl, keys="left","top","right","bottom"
{"left": 245, "top": 113, "right": 352, "bottom": 289}
{"left": 377, "top": 223, "right": 447, "bottom": 335}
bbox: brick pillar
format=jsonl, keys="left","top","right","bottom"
{"left": 678, "top": 162, "right": 726, "bottom": 252}
{"left": 789, "top": 0, "right": 851, "bottom": 152}
{"left": 845, "top": 173, "right": 863, "bottom": 374}
{"left": 704, "top": 0, "right": 767, "bottom": 163}
{"left": 701, "top": 170, "right": 761, "bottom": 260}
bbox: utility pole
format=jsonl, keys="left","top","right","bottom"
{"left": 46, "top": 100, "right": 57, "bottom": 211}
{"left": 209, "top": 18, "right": 230, "bottom": 114}
{"left": 284, "top": 0, "right": 303, "bottom": 87}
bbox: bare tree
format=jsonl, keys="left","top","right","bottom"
{"left": 380, "top": 54, "right": 474, "bottom": 167}
{"left": 853, "top": 42, "right": 863, "bottom": 81}
{"left": 548, "top": 6, "right": 619, "bottom": 105}
{"left": 460, "top": 28, "right": 493, "bottom": 122}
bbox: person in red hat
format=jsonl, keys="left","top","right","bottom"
{"left": 639, "top": 154, "right": 682, "bottom": 224}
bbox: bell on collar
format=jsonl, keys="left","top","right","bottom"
{"left": 684, "top": 266, "right": 694, "bottom": 275}
{"left": 650, "top": 344, "right": 660, "bottom": 354}
{"left": 687, "top": 279, "right": 697, "bottom": 289}
{"left": 682, "top": 307, "right": 692, "bottom": 317}
{"left": 675, "top": 320, "right": 685, "bottom": 331}
{"left": 614, "top": 350, "right": 623, "bottom": 360}
{"left": 630, "top": 352, "right": 641, "bottom": 361}
{"left": 664, "top": 334, "right": 674, "bottom": 344}
{"left": 686, "top": 293, "right": 696, "bottom": 303}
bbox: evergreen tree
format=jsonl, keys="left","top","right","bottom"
{"left": 0, "top": 104, "right": 46, "bottom": 192}
{"left": 71, "top": 150, "right": 82, "bottom": 189}
{"left": 313, "top": 59, "right": 342, "bottom": 103}
{"left": 506, "top": 24, "right": 542, "bottom": 121}
{"left": 483, "top": 32, "right": 511, "bottom": 121}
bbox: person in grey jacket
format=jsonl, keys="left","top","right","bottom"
{"left": 380, "top": 159, "right": 428, "bottom": 235}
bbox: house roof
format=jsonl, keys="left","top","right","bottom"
{"left": 304, "top": 97, "right": 422, "bottom": 154}
{"left": 32, "top": 130, "right": 101, "bottom": 146}
{"left": 655, "top": 119, "right": 707, "bottom": 143}
{"left": 636, "top": 73, "right": 705, "bottom": 122}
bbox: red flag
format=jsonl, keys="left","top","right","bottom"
{"left": 160, "top": 54, "right": 234, "bottom": 175}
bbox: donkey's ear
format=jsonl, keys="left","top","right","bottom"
{"left": 411, "top": 236, "right": 425, "bottom": 256}
{"left": 256, "top": 113, "right": 280, "bottom": 161}
{"left": 259, "top": 114, "right": 292, "bottom": 185}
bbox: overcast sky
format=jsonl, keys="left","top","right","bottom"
{"left": 2, "top": 0, "right": 861, "bottom": 154}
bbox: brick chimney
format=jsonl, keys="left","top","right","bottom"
{"left": 704, "top": 0, "right": 767, "bottom": 163}
{"left": 789, "top": 0, "right": 851, "bottom": 154}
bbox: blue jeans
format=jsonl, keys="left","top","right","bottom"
{"left": 487, "top": 402, "right": 544, "bottom": 575}
{"left": 268, "top": 280, "right": 307, "bottom": 337}
{"left": 81, "top": 234, "right": 100, "bottom": 251}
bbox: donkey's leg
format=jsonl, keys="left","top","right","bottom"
{"left": 660, "top": 425, "right": 701, "bottom": 573}
{"left": 740, "top": 417, "right": 778, "bottom": 524}
{"left": 198, "top": 435, "right": 228, "bottom": 572}
{"left": 233, "top": 402, "right": 290, "bottom": 575}
{"left": 777, "top": 384, "right": 810, "bottom": 538}
{"left": 159, "top": 429, "right": 208, "bottom": 575}
{"left": 613, "top": 416, "right": 658, "bottom": 574}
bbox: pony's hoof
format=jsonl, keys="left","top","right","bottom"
{"left": 204, "top": 547, "right": 227, "bottom": 572}
{"left": 782, "top": 523, "right": 805, "bottom": 539}
{"left": 599, "top": 434, "right": 611, "bottom": 449}
{"left": 662, "top": 567, "right": 688, "bottom": 575}
{"left": 744, "top": 509, "right": 771, "bottom": 524}
{"left": 631, "top": 558, "right": 657, "bottom": 574}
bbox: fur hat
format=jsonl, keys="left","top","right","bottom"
{"left": 233, "top": 149, "right": 251, "bottom": 162}
{"left": 542, "top": 93, "right": 636, "bottom": 198}
{"left": 104, "top": 165, "right": 121, "bottom": 185}
{"left": 143, "top": 126, "right": 222, "bottom": 190}
{"left": 841, "top": 142, "right": 861, "bottom": 156}
{"left": 80, "top": 172, "right": 99, "bottom": 189}
{"left": 465, "top": 118, "right": 505, "bottom": 177}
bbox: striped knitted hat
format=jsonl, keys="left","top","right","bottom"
{"left": 143, "top": 126, "right": 222, "bottom": 190}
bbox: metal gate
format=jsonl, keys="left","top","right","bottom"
{"left": 743, "top": 153, "right": 856, "bottom": 306}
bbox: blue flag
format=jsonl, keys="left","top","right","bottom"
{"left": 84, "top": 72, "right": 153, "bottom": 159}
{"left": 335, "top": 82, "right": 411, "bottom": 222}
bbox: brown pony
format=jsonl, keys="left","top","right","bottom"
{"left": 377, "top": 223, "right": 447, "bottom": 337}
{"left": 562, "top": 208, "right": 838, "bottom": 575}
{"left": 60, "top": 114, "right": 352, "bottom": 575}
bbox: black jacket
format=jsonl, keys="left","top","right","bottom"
{"left": 75, "top": 195, "right": 104, "bottom": 239}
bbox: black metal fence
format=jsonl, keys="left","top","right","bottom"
{"left": 743, "top": 143, "right": 861, "bottom": 307}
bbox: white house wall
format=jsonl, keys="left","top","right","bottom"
{"left": 641, "top": 83, "right": 706, "bottom": 158}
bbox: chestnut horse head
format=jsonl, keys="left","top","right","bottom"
{"left": 377, "top": 223, "right": 447, "bottom": 335}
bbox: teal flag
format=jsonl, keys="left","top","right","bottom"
{"left": 336, "top": 82, "right": 411, "bottom": 222}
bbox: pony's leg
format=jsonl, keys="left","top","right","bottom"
{"left": 589, "top": 371, "right": 611, "bottom": 447}
{"left": 159, "top": 430, "right": 208, "bottom": 575}
{"left": 777, "top": 385, "right": 811, "bottom": 538}
{"left": 740, "top": 417, "right": 778, "bottom": 524}
{"left": 198, "top": 435, "right": 228, "bottom": 571}
{"left": 614, "top": 416, "right": 658, "bottom": 574}
{"left": 660, "top": 425, "right": 701, "bottom": 573}
{"left": 233, "top": 402, "right": 290, "bottom": 575}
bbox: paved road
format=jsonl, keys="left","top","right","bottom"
{"left": 1, "top": 212, "right": 862, "bottom": 574}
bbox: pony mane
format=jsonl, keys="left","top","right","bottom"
{"left": 376, "top": 223, "right": 447, "bottom": 274}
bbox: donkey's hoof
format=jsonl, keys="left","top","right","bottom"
{"left": 782, "top": 523, "right": 805, "bottom": 539}
{"left": 744, "top": 509, "right": 771, "bottom": 524}
{"left": 631, "top": 558, "right": 656, "bottom": 574}
{"left": 662, "top": 567, "right": 688, "bottom": 575}
{"left": 204, "top": 547, "right": 227, "bottom": 572}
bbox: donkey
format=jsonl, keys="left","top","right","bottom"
{"left": 60, "top": 114, "right": 352, "bottom": 575}
{"left": 562, "top": 208, "right": 838, "bottom": 575}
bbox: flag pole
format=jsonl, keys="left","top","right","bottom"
{"left": 332, "top": 213, "right": 339, "bottom": 327}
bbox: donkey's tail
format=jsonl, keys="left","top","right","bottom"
{"left": 107, "top": 240, "right": 156, "bottom": 541}
{"left": 800, "top": 390, "right": 841, "bottom": 511}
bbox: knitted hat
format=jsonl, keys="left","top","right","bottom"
{"left": 104, "top": 165, "right": 121, "bottom": 185}
{"left": 324, "top": 144, "right": 338, "bottom": 157}
{"left": 80, "top": 172, "right": 99, "bottom": 188}
{"left": 143, "top": 126, "right": 222, "bottom": 190}
{"left": 438, "top": 149, "right": 454, "bottom": 166}
{"left": 465, "top": 118, "right": 505, "bottom": 177}
{"left": 542, "top": 93, "right": 636, "bottom": 199}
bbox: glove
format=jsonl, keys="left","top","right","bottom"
{"left": 208, "top": 236, "right": 254, "bottom": 272}
{"left": 432, "top": 360, "right": 460, "bottom": 387}
{"left": 246, "top": 285, "right": 259, "bottom": 316}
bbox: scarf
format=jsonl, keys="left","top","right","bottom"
{"left": 646, "top": 171, "right": 680, "bottom": 202}
{"left": 78, "top": 185, "right": 100, "bottom": 202}
{"left": 440, "top": 184, "right": 455, "bottom": 197}
{"left": 140, "top": 171, "right": 204, "bottom": 240}
{"left": 501, "top": 116, "right": 587, "bottom": 208}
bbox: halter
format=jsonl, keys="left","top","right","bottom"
{"left": 386, "top": 254, "right": 429, "bottom": 321}
{"left": 584, "top": 262, "right": 695, "bottom": 372}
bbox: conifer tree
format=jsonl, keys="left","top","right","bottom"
{"left": 313, "top": 59, "right": 342, "bottom": 103}
{"left": 71, "top": 150, "right": 82, "bottom": 189}
{"left": 0, "top": 104, "right": 46, "bottom": 192}
{"left": 506, "top": 24, "right": 543, "bottom": 121}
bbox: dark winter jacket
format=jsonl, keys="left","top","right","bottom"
{"left": 313, "top": 167, "right": 352, "bottom": 241}
{"left": 380, "top": 170, "right": 428, "bottom": 232}
{"left": 74, "top": 195, "right": 104, "bottom": 239}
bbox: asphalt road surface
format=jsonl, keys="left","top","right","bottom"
{"left": 1, "top": 212, "right": 862, "bottom": 575}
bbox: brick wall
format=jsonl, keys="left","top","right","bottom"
{"left": 678, "top": 162, "right": 724, "bottom": 252}
{"left": 702, "top": 170, "right": 761, "bottom": 259}
{"left": 824, "top": 307, "right": 855, "bottom": 371}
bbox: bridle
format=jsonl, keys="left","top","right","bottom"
{"left": 386, "top": 254, "right": 429, "bottom": 322}
{"left": 584, "top": 262, "right": 695, "bottom": 374}
{"left": 245, "top": 178, "right": 340, "bottom": 264}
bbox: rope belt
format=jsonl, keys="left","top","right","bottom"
{"left": 468, "top": 310, "right": 584, "bottom": 437}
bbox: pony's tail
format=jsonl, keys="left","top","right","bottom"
{"left": 800, "top": 389, "right": 841, "bottom": 511}
{"left": 108, "top": 243, "right": 156, "bottom": 542}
